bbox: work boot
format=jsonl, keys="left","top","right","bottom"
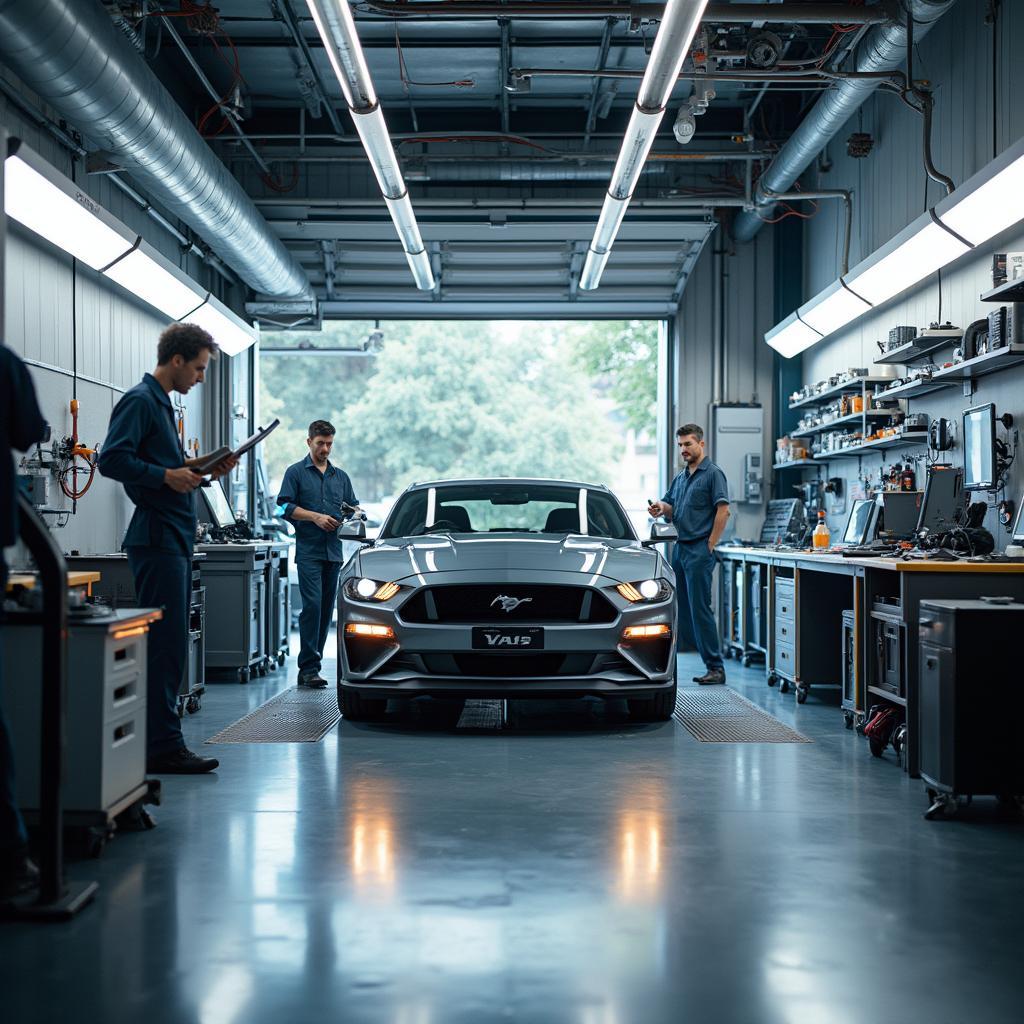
{"left": 298, "top": 673, "right": 328, "bottom": 688}
{"left": 147, "top": 747, "right": 219, "bottom": 775}
{"left": 694, "top": 668, "right": 727, "bottom": 685}
{"left": 0, "top": 847, "right": 39, "bottom": 901}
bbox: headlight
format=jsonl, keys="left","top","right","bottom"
{"left": 616, "top": 579, "right": 672, "bottom": 603}
{"left": 344, "top": 578, "right": 401, "bottom": 602}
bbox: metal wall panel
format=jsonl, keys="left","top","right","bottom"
{"left": 795, "top": 1, "right": 1024, "bottom": 547}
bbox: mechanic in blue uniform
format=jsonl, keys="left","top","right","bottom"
{"left": 0, "top": 345, "right": 47, "bottom": 898}
{"left": 99, "top": 324, "right": 235, "bottom": 774}
{"left": 277, "top": 420, "right": 359, "bottom": 687}
{"left": 649, "top": 423, "right": 731, "bottom": 685}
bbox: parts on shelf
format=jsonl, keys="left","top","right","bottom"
{"left": 787, "top": 368, "right": 872, "bottom": 408}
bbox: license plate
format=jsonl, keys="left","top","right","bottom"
{"left": 472, "top": 626, "right": 544, "bottom": 650}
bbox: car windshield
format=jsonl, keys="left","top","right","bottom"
{"left": 381, "top": 483, "right": 636, "bottom": 540}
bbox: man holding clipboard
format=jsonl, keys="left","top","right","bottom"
{"left": 99, "top": 324, "right": 240, "bottom": 774}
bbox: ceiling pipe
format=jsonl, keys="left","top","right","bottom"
{"left": 361, "top": 2, "right": 887, "bottom": 24}
{"left": 0, "top": 0, "right": 311, "bottom": 299}
{"left": 580, "top": 0, "right": 710, "bottom": 291}
{"left": 732, "top": 0, "right": 959, "bottom": 242}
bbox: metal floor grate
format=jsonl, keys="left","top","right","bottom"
{"left": 672, "top": 688, "right": 812, "bottom": 744}
{"left": 455, "top": 699, "right": 505, "bottom": 730}
{"left": 205, "top": 687, "right": 340, "bottom": 744}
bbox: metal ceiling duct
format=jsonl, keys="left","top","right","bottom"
{"left": 0, "top": 0, "right": 311, "bottom": 299}
{"left": 732, "top": 0, "right": 958, "bottom": 242}
{"left": 404, "top": 160, "right": 671, "bottom": 182}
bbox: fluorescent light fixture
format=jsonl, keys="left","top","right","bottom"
{"left": 609, "top": 108, "right": 665, "bottom": 200}
{"left": 4, "top": 139, "right": 134, "bottom": 270}
{"left": 306, "top": 0, "right": 433, "bottom": 290}
{"left": 350, "top": 107, "right": 405, "bottom": 197}
{"left": 102, "top": 239, "right": 207, "bottom": 320}
{"left": 580, "top": 248, "right": 612, "bottom": 291}
{"left": 184, "top": 294, "right": 258, "bottom": 357}
{"left": 582, "top": 0, "right": 709, "bottom": 290}
{"left": 933, "top": 133, "right": 1024, "bottom": 246}
{"left": 304, "top": 0, "right": 375, "bottom": 110}
{"left": 798, "top": 279, "right": 872, "bottom": 337}
{"left": 765, "top": 314, "right": 822, "bottom": 359}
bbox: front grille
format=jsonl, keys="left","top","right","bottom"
{"left": 401, "top": 584, "right": 616, "bottom": 625}
{"left": 422, "top": 653, "right": 597, "bottom": 677}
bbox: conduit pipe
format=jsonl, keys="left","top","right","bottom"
{"left": 580, "top": 0, "right": 709, "bottom": 290}
{"left": 0, "top": 0, "right": 311, "bottom": 299}
{"left": 731, "top": 0, "right": 958, "bottom": 242}
{"left": 306, "top": 0, "right": 434, "bottom": 289}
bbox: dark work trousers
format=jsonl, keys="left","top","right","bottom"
{"left": 0, "top": 562, "right": 29, "bottom": 853}
{"left": 297, "top": 559, "right": 342, "bottom": 678}
{"left": 127, "top": 547, "right": 190, "bottom": 759}
{"left": 673, "top": 539, "right": 723, "bottom": 672}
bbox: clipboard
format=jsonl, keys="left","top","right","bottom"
{"left": 191, "top": 418, "right": 281, "bottom": 474}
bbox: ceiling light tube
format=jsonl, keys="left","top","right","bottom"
{"left": 582, "top": 0, "right": 709, "bottom": 290}
{"left": 350, "top": 106, "right": 406, "bottom": 198}
{"left": 304, "top": 0, "right": 376, "bottom": 110}
{"left": 184, "top": 294, "right": 259, "bottom": 357}
{"left": 404, "top": 248, "right": 435, "bottom": 291}
{"left": 592, "top": 194, "right": 630, "bottom": 255}
{"left": 579, "top": 248, "right": 611, "bottom": 291}
{"left": 102, "top": 238, "right": 207, "bottom": 320}
{"left": 765, "top": 313, "right": 822, "bottom": 359}
{"left": 798, "top": 279, "right": 872, "bottom": 337}
{"left": 382, "top": 194, "right": 426, "bottom": 254}
{"left": 933, "top": 132, "right": 1024, "bottom": 247}
{"left": 5, "top": 139, "right": 135, "bottom": 270}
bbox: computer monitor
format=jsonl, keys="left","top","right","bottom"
{"left": 917, "top": 467, "right": 963, "bottom": 534}
{"left": 963, "top": 403, "right": 997, "bottom": 490}
{"left": 842, "top": 498, "right": 875, "bottom": 546}
{"left": 1012, "top": 493, "right": 1024, "bottom": 545}
{"left": 201, "top": 481, "right": 237, "bottom": 530}
{"left": 881, "top": 491, "right": 923, "bottom": 539}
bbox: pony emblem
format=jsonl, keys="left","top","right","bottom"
{"left": 491, "top": 595, "right": 533, "bottom": 613}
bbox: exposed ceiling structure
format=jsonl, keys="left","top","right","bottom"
{"left": 7, "top": 1, "right": 934, "bottom": 322}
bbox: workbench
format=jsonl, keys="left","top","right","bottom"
{"left": 715, "top": 545, "right": 1024, "bottom": 776}
{"left": 5, "top": 570, "right": 101, "bottom": 595}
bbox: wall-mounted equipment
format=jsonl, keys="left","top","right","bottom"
{"left": 962, "top": 404, "right": 1013, "bottom": 492}
{"left": 742, "top": 453, "right": 763, "bottom": 503}
{"left": 711, "top": 403, "right": 763, "bottom": 505}
{"left": 929, "top": 417, "right": 954, "bottom": 452}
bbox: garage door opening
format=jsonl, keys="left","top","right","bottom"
{"left": 259, "top": 320, "right": 667, "bottom": 535}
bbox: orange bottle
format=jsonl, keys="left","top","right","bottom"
{"left": 812, "top": 510, "right": 831, "bottom": 550}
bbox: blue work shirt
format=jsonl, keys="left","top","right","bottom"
{"left": 277, "top": 455, "right": 358, "bottom": 563}
{"left": 98, "top": 373, "right": 196, "bottom": 555}
{"left": 662, "top": 457, "right": 730, "bottom": 543}
{"left": 1, "top": 346, "right": 47, "bottom": 548}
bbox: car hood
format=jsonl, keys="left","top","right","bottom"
{"left": 354, "top": 533, "right": 662, "bottom": 585}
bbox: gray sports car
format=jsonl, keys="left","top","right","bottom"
{"left": 336, "top": 478, "right": 679, "bottom": 722}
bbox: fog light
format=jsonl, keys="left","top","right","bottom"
{"left": 622, "top": 624, "right": 671, "bottom": 640}
{"left": 345, "top": 623, "right": 395, "bottom": 640}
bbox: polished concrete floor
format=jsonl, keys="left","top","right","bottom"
{"left": 4, "top": 642, "right": 1024, "bottom": 1024}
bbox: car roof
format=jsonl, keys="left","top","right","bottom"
{"left": 404, "top": 477, "right": 612, "bottom": 492}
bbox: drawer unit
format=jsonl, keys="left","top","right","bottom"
{"left": 775, "top": 641, "right": 796, "bottom": 681}
{"left": 871, "top": 614, "right": 904, "bottom": 699}
{"left": 841, "top": 609, "right": 856, "bottom": 716}
{"left": 774, "top": 578, "right": 795, "bottom": 624}
{"left": 775, "top": 617, "right": 795, "bottom": 647}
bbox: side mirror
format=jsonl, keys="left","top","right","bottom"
{"left": 338, "top": 519, "right": 369, "bottom": 542}
{"left": 643, "top": 522, "right": 678, "bottom": 546}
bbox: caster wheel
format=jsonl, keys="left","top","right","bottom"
{"left": 779, "top": 679, "right": 790, "bottom": 694}
{"left": 854, "top": 714, "right": 867, "bottom": 735}
{"left": 256, "top": 662, "right": 267, "bottom": 677}
{"left": 238, "top": 667, "right": 250, "bottom": 684}
{"left": 278, "top": 653, "right": 286, "bottom": 667}
{"left": 796, "top": 685, "right": 809, "bottom": 705}
{"left": 766, "top": 673, "right": 777, "bottom": 688}
{"left": 843, "top": 711, "right": 854, "bottom": 730}
{"left": 868, "top": 732, "right": 886, "bottom": 758}
{"left": 186, "top": 696, "right": 200, "bottom": 714}
{"left": 176, "top": 701, "right": 185, "bottom": 719}
{"left": 741, "top": 654, "right": 751, "bottom": 667}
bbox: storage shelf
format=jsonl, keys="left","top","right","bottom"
{"left": 868, "top": 686, "right": 906, "bottom": 707}
{"left": 772, "top": 460, "right": 818, "bottom": 472}
{"left": 812, "top": 432, "right": 929, "bottom": 460}
{"left": 874, "top": 334, "right": 958, "bottom": 365}
{"left": 980, "top": 278, "right": 1024, "bottom": 303}
{"left": 871, "top": 376, "right": 953, "bottom": 401}
{"left": 790, "top": 410, "right": 891, "bottom": 438}
{"left": 788, "top": 376, "right": 891, "bottom": 411}
{"left": 928, "top": 345, "right": 1024, "bottom": 382}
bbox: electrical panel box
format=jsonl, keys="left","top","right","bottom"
{"left": 711, "top": 404, "right": 764, "bottom": 505}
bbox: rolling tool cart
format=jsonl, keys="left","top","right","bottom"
{"left": 264, "top": 542, "right": 291, "bottom": 671}
{"left": 841, "top": 609, "right": 857, "bottom": 729}
{"left": 197, "top": 541, "right": 270, "bottom": 682}
{"left": 918, "top": 598, "right": 1024, "bottom": 820}
{"left": 768, "top": 573, "right": 797, "bottom": 693}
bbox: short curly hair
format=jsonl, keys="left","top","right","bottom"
{"left": 157, "top": 323, "right": 218, "bottom": 365}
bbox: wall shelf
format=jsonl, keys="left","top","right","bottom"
{"left": 790, "top": 410, "right": 891, "bottom": 438}
{"left": 872, "top": 377, "right": 953, "bottom": 401}
{"left": 772, "top": 460, "right": 817, "bottom": 472}
{"left": 874, "top": 335, "right": 957, "bottom": 365}
{"left": 928, "top": 345, "right": 1024, "bottom": 382}
{"left": 812, "top": 433, "right": 929, "bottom": 460}
{"left": 788, "top": 375, "right": 891, "bottom": 411}
{"left": 980, "top": 279, "right": 1024, "bottom": 303}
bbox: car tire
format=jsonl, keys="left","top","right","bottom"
{"left": 337, "top": 684, "right": 388, "bottom": 722}
{"left": 628, "top": 679, "right": 678, "bottom": 722}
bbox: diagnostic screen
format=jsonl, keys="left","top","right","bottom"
{"left": 962, "top": 404, "right": 995, "bottom": 490}
{"left": 842, "top": 499, "right": 874, "bottom": 545}
{"left": 917, "top": 468, "right": 963, "bottom": 533}
{"left": 202, "top": 481, "right": 237, "bottom": 530}
{"left": 881, "top": 491, "right": 923, "bottom": 539}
